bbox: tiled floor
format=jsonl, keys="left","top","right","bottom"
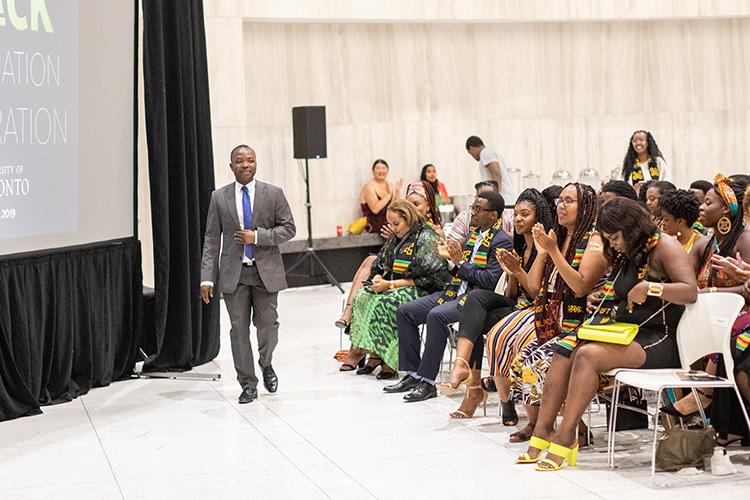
{"left": 1, "top": 284, "right": 749, "bottom": 499}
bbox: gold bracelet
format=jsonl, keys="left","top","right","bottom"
{"left": 646, "top": 282, "right": 664, "bottom": 297}
{"left": 709, "top": 286, "right": 717, "bottom": 293}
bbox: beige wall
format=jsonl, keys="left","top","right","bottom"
{"left": 203, "top": 15, "right": 750, "bottom": 241}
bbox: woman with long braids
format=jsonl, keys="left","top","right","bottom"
{"left": 494, "top": 183, "right": 608, "bottom": 442}
{"left": 621, "top": 130, "right": 669, "bottom": 186}
{"left": 519, "top": 198, "right": 696, "bottom": 471}
{"left": 662, "top": 175, "right": 750, "bottom": 444}
{"left": 443, "top": 188, "right": 553, "bottom": 420}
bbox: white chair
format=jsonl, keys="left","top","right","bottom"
{"left": 607, "top": 292, "right": 750, "bottom": 478}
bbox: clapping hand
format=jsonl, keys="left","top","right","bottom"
{"left": 531, "top": 223, "right": 557, "bottom": 253}
{"left": 711, "top": 252, "right": 750, "bottom": 280}
{"left": 496, "top": 248, "right": 522, "bottom": 276}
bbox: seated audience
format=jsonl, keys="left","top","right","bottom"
{"left": 384, "top": 191, "right": 512, "bottom": 402}
{"left": 348, "top": 200, "right": 450, "bottom": 378}
{"left": 665, "top": 175, "right": 750, "bottom": 444}
{"left": 445, "top": 188, "right": 554, "bottom": 419}
{"left": 621, "top": 130, "right": 669, "bottom": 186}
{"left": 599, "top": 180, "right": 637, "bottom": 204}
{"left": 658, "top": 189, "right": 702, "bottom": 252}
{"left": 420, "top": 164, "right": 450, "bottom": 204}
{"left": 504, "top": 183, "right": 607, "bottom": 442}
{"left": 360, "top": 159, "right": 402, "bottom": 234}
{"left": 519, "top": 197, "right": 696, "bottom": 470}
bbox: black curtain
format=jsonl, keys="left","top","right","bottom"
{"left": 0, "top": 239, "right": 142, "bottom": 421}
{"left": 142, "top": 0, "right": 220, "bottom": 371}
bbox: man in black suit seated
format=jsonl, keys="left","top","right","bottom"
{"left": 386, "top": 191, "right": 512, "bottom": 401}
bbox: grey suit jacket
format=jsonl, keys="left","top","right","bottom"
{"left": 201, "top": 181, "right": 296, "bottom": 294}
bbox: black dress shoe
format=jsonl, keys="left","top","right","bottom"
{"left": 262, "top": 365, "right": 278, "bottom": 393}
{"left": 238, "top": 387, "right": 258, "bottom": 404}
{"left": 383, "top": 374, "right": 420, "bottom": 393}
{"left": 376, "top": 369, "right": 397, "bottom": 380}
{"left": 403, "top": 381, "right": 437, "bottom": 402}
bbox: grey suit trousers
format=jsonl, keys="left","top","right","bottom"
{"left": 223, "top": 264, "right": 279, "bottom": 389}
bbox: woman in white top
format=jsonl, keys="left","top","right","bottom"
{"left": 620, "top": 130, "right": 669, "bottom": 186}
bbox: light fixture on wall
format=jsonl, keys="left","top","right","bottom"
{"left": 550, "top": 168, "right": 573, "bottom": 186}
{"left": 578, "top": 167, "right": 601, "bottom": 188}
{"left": 609, "top": 164, "right": 622, "bottom": 183}
{"left": 522, "top": 172, "right": 541, "bottom": 190}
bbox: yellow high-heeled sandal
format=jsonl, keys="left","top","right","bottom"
{"left": 439, "top": 357, "right": 472, "bottom": 396}
{"left": 515, "top": 436, "right": 550, "bottom": 464}
{"left": 449, "top": 385, "right": 488, "bottom": 419}
{"left": 535, "top": 442, "right": 579, "bottom": 471}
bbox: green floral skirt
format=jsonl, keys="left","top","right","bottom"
{"left": 349, "top": 285, "right": 425, "bottom": 370}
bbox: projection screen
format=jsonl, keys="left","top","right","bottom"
{"left": 0, "top": 0, "right": 136, "bottom": 256}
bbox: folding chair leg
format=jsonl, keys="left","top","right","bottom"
{"left": 608, "top": 382, "right": 621, "bottom": 468}
{"left": 651, "top": 390, "right": 663, "bottom": 480}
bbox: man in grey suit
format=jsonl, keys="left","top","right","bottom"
{"left": 200, "top": 145, "right": 296, "bottom": 403}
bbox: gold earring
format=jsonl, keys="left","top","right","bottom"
{"left": 717, "top": 216, "right": 732, "bottom": 235}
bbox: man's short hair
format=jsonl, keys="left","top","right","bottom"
{"left": 476, "top": 191, "right": 505, "bottom": 219}
{"left": 601, "top": 180, "right": 637, "bottom": 201}
{"left": 465, "top": 136, "right": 484, "bottom": 150}
{"left": 474, "top": 180, "right": 499, "bottom": 193}
{"left": 230, "top": 144, "right": 252, "bottom": 161}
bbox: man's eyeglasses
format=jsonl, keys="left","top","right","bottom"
{"left": 470, "top": 204, "right": 494, "bottom": 213}
{"left": 554, "top": 197, "right": 578, "bottom": 207}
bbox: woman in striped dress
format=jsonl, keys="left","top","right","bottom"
{"left": 494, "top": 183, "right": 608, "bottom": 442}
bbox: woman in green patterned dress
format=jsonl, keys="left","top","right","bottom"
{"left": 349, "top": 199, "right": 450, "bottom": 378}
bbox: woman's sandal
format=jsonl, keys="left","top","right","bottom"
{"left": 356, "top": 357, "right": 382, "bottom": 375}
{"left": 449, "top": 386, "right": 488, "bottom": 419}
{"left": 339, "top": 356, "right": 365, "bottom": 372}
{"left": 535, "top": 442, "right": 579, "bottom": 471}
{"left": 501, "top": 400, "right": 518, "bottom": 426}
{"left": 440, "top": 357, "right": 472, "bottom": 395}
{"left": 334, "top": 303, "right": 352, "bottom": 329}
{"left": 516, "top": 436, "right": 550, "bottom": 464}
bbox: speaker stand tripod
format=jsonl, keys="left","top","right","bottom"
{"left": 285, "top": 158, "right": 344, "bottom": 293}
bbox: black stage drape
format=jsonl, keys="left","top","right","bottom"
{"left": 0, "top": 239, "right": 142, "bottom": 421}
{"left": 142, "top": 0, "right": 220, "bottom": 371}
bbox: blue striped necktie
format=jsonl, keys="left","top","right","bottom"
{"left": 241, "top": 186, "right": 254, "bottom": 260}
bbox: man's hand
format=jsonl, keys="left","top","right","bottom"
{"left": 200, "top": 284, "right": 214, "bottom": 304}
{"left": 234, "top": 229, "right": 256, "bottom": 245}
{"left": 437, "top": 238, "right": 451, "bottom": 260}
{"left": 447, "top": 239, "right": 463, "bottom": 265}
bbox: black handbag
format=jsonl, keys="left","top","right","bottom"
{"left": 605, "top": 386, "right": 649, "bottom": 431}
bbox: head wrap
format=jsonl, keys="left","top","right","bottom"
{"left": 714, "top": 174, "right": 738, "bottom": 215}
{"left": 406, "top": 181, "right": 427, "bottom": 199}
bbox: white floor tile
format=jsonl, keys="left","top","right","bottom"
{"left": 2, "top": 283, "right": 750, "bottom": 499}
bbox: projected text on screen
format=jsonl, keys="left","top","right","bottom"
{"left": 0, "top": 0, "right": 78, "bottom": 239}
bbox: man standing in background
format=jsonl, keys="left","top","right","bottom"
{"left": 200, "top": 145, "right": 296, "bottom": 404}
{"left": 465, "top": 135, "right": 517, "bottom": 207}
